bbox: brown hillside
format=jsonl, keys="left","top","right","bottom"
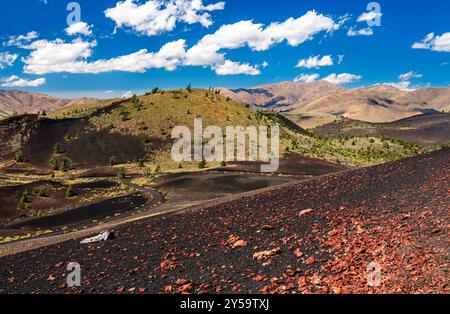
{"left": 219, "top": 82, "right": 450, "bottom": 126}
{"left": 0, "top": 90, "right": 96, "bottom": 115}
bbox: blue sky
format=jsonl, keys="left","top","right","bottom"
{"left": 0, "top": 0, "right": 448, "bottom": 98}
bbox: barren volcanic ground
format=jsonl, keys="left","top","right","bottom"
{"left": 0, "top": 149, "right": 448, "bottom": 294}
{"left": 217, "top": 153, "right": 348, "bottom": 175}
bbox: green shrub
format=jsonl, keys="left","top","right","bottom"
{"left": 50, "top": 156, "right": 58, "bottom": 170}
{"left": 198, "top": 159, "right": 207, "bottom": 169}
{"left": 37, "top": 188, "right": 47, "bottom": 197}
{"left": 131, "top": 95, "right": 143, "bottom": 110}
{"left": 14, "top": 152, "right": 23, "bottom": 163}
{"left": 60, "top": 157, "right": 69, "bottom": 172}
{"left": 33, "top": 188, "right": 47, "bottom": 197}
{"left": 65, "top": 185, "right": 75, "bottom": 197}
{"left": 119, "top": 110, "right": 130, "bottom": 121}
{"left": 53, "top": 143, "right": 61, "bottom": 154}
{"left": 20, "top": 190, "right": 30, "bottom": 204}
{"left": 117, "top": 167, "right": 126, "bottom": 179}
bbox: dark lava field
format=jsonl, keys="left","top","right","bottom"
{"left": 1, "top": 149, "right": 448, "bottom": 294}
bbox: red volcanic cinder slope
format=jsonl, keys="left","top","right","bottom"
{"left": 0, "top": 149, "right": 449, "bottom": 294}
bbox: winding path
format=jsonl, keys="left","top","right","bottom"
{"left": 0, "top": 175, "right": 164, "bottom": 253}
{"left": 0, "top": 172, "right": 312, "bottom": 257}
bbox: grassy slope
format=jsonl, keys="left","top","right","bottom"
{"left": 50, "top": 89, "right": 422, "bottom": 168}
{"left": 49, "top": 99, "right": 119, "bottom": 119}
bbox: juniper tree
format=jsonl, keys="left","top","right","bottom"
{"left": 117, "top": 167, "right": 126, "bottom": 179}
{"left": 20, "top": 190, "right": 30, "bottom": 204}
{"left": 60, "top": 157, "right": 69, "bottom": 172}
{"left": 14, "top": 152, "right": 23, "bottom": 163}
{"left": 50, "top": 156, "right": 58, "bottom": 170}
{"left": 65, "top": 185, "right": 75, "bottom": 197}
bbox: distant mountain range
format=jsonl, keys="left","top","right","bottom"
{"left": 0, "top": 90, "right": 96, "bottom": 116}
{"left": 2, "top": 83, "right": 450, "bottom": 128}
{"left": 219, "top": 81, "right": 450, "bottom": 127}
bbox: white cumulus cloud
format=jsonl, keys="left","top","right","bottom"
{"left": 346, "top": 8, "right": 381, "bottom": 37}
{"left": 412, "top": 32, "right": 450, "bottom": 52}
{"left": 4, "top": 31, "right": 39, "bottom": 48}
{"left": 1, "top": 75, "right": 46, "bottom": 87}
{"left": 293, "top": 73, "right": 320, "bottom": 83}
{"left": 357, "top": 11, "right": 382, "bottom": 23}
{"left": 379, "top": 71, "right": 423, "bottom": 91}
{"left": 323, "top": 73, "right": 362, "bottom": 85}
{"left": 399, "top": 71, "right": 422, "bottom": 81}
{"left": 121, "top": 91, "right": 134, "bottom": 98}
{"left": 296, "top": 55, "right": 333, "bottom": 69}
{"left": 184, "top": 11, "right": 341, "bottom": 73}
{"left": 104, "top": 0, "right": 225, "bottom": 36}
{"left": 186, "top": 10, "right": 340, "bottom": 65}
{"left": 19, "top": 10, "right": 342, "bottom": 77}
{"left": 65, "top": 22, "right": 93, "bottom": 36}
{"left": 347, "top": 27, "right": 374, "bottom": 36}
{"left": 381, "top": 81, "right": 413, "bottom": 91}
{"left": 0, "top": 52, "right": 18, "bottom": 69}
{"left": 213, "top": 60, "right": 260, "bottom": 76}
{"left": 22, "top": 38, "right": 187, "bottom": 74}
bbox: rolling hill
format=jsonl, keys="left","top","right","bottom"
{"left": 219, "top": 82, "right": 450, "bottom": 128}
{"left": 0, "top": 89, "right": 423, "bottom": 170}
{"left": 218, "top": 81, "right": 341, "bottom": 110}
{"left": 0, "top": 90, "right": 96, "bottom": 116}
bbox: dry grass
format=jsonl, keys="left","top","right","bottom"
{"left": 45, "top": 89, "right": 421, "bottom": 167}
